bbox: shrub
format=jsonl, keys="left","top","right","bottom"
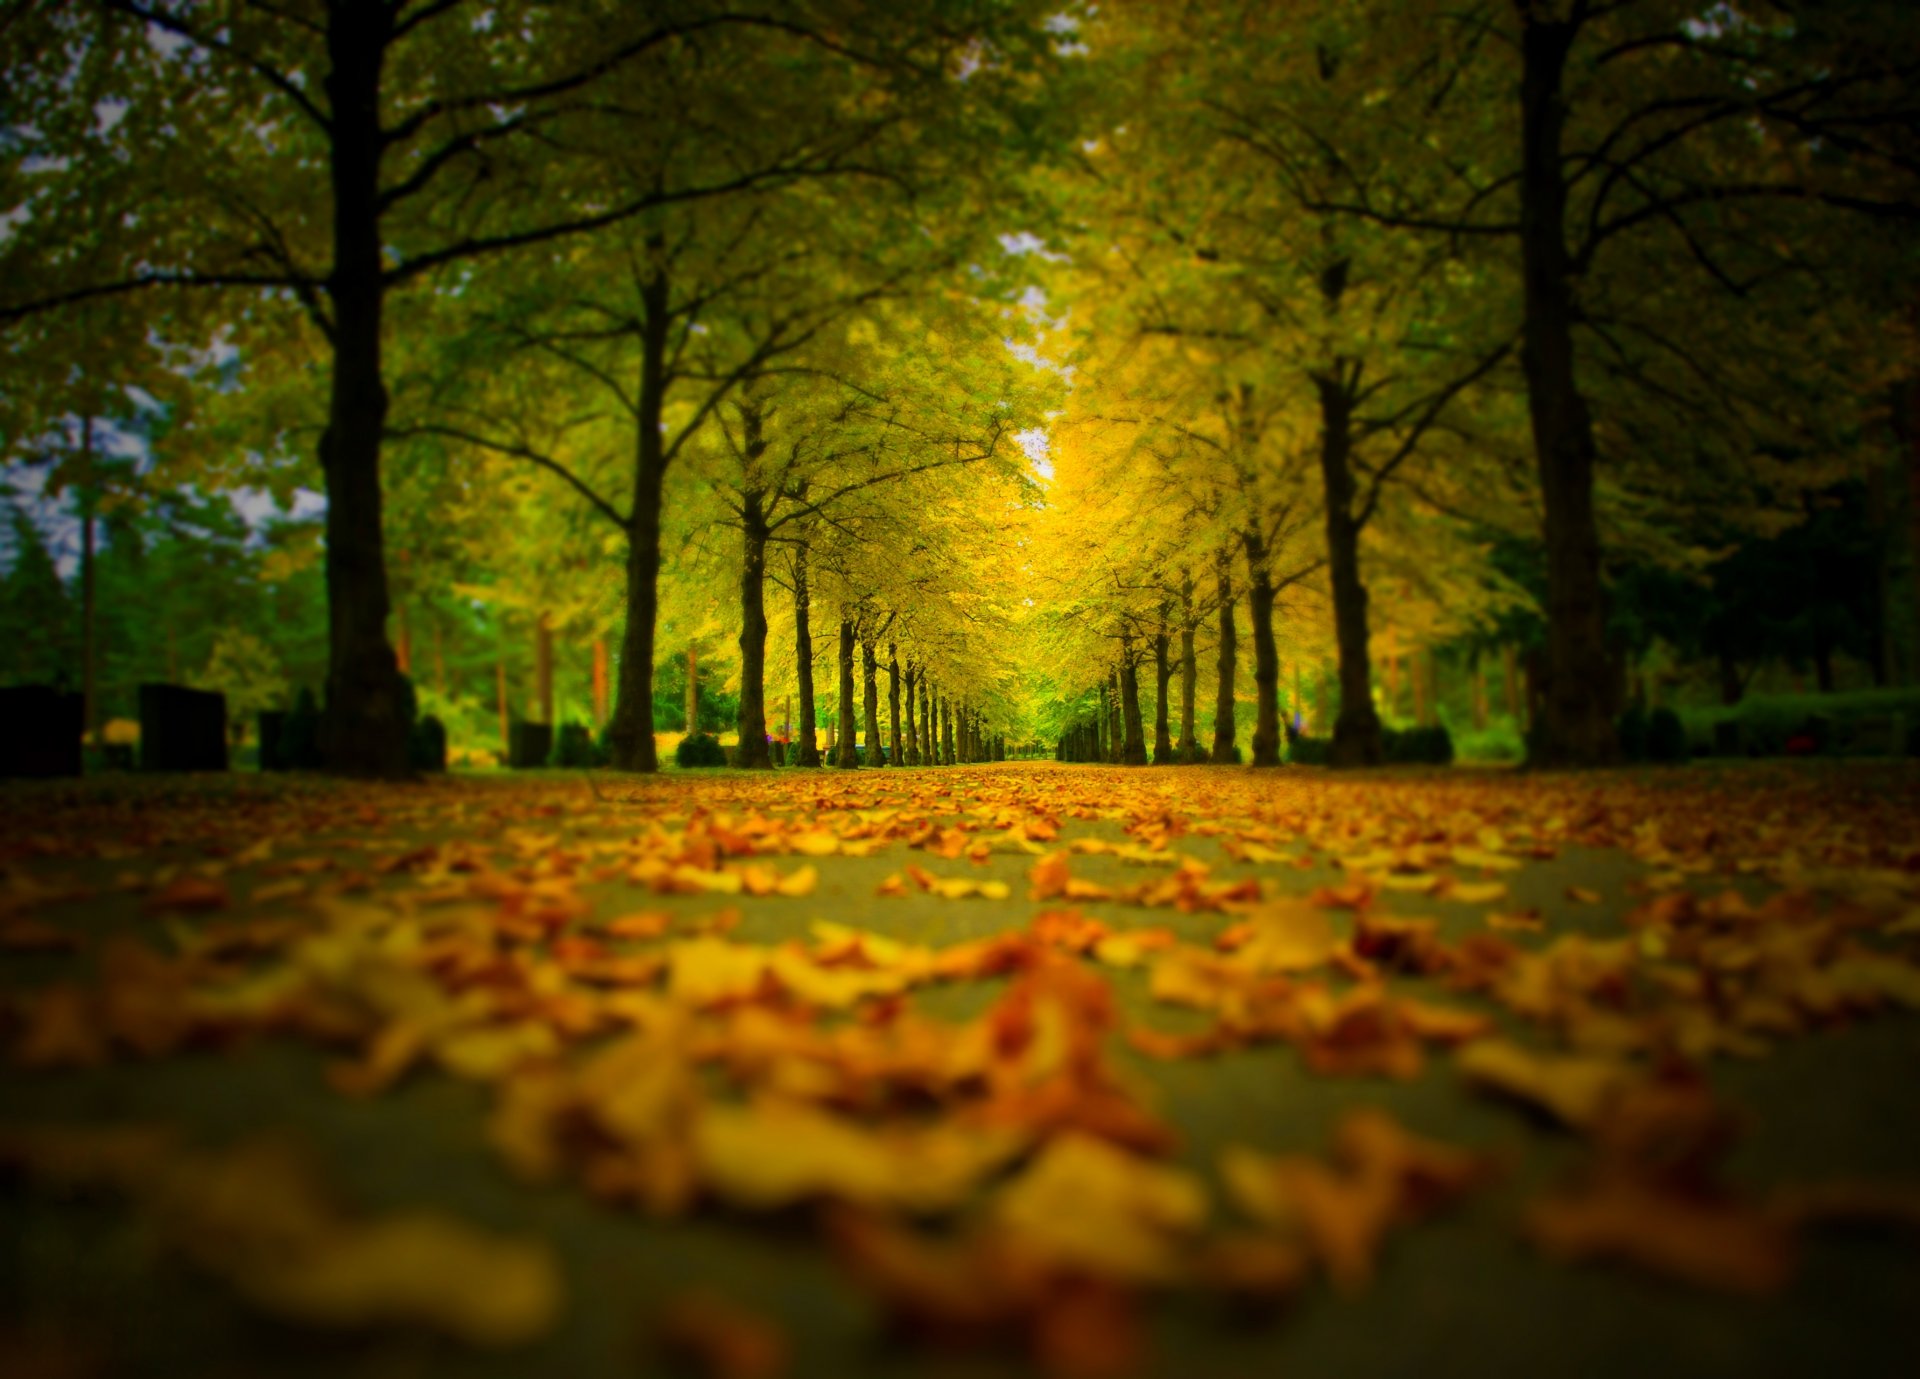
{"left": 1647, "top": 707, "right": 1689, "bottom": 763}
{"left": 1289, "top": 736, "right": 1331, "bottom": 765}
{"left": 282, "top": 687, "right": 322, "bottom": 770}
{"left": 553, "top": 722, "right": 595, "bottom": 768}
{"left": 410, "top": 715, "right": 448, "bottom": 773}
{"left": 1383, "top": 725, "right": 1454, "bottom": 765}
{"left": 1616, "top": 705, "right": 1649, "bottom": 763}
{"left": 1452, "top": 723, "right": 1525, "bottom": 764}
{"left": 676, "top": 732, "right": 727, "bottom": 768}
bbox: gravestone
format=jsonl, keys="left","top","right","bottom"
{"left": 508, "top": 721, "right": 552, "bottom": 769}
{"left": 0, "top": 685, "right": 83, "bottom": 778}
{"left": 139, "top": 683, "right": 228, "bottom": 772}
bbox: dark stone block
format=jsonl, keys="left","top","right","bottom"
{"left": 0, "top": 685, "right": 83, "bottom": 778}
{"left": 139, "top": 683, "right": 228, "bottom": 772}
{"left": 508, "top": 721, "right": 552, "bottom": 769}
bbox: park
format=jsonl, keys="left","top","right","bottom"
{"left": 3, "top": 3, "right": 1919, "bottom": 1377}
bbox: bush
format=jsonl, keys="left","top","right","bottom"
{"left": 1647, "top": 707, "right": 1689, "bottom": 763}
{"left": 676, "top": 732, "right": 727, "bottom": 768}
{"left": 553, "top": 722, "right": 595, "bottom": 768}
{"left": 769, "top": 739, "right": 786, "bottom": 767}
{"left": 1616, "top": 705, "right": 1649, "bottom": 763}
{"left": 1383, "top": 725, "right": 1454, "bottom": 765}
{"left": 410, "top": 715, "right": 448, "bottom": 772}
{"left": 1289, "top": 736, "right": 1331, "bottom": 765}
{"left": 282, "top": 687, "right": 322, "bottom": 770}
{"left": 1452, "top": 723, "right": 1525, "bottom": 764}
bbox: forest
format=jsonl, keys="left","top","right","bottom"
{"left": 3, "top": 4, "right": 1920, "bottom": 1379}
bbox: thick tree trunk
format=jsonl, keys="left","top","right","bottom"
{"left": 888, "top": 645, "right": 902, "bottom": 767}
{"left": 1152, "top": 627, "right": 1173, "bottom": 762}
{"left": 1107, "top": 671, "right": 1122, "bottom": 764}
{"left": 1244, "top": 534, "right": 1282, "bottom": 768}
{"left": 1316, "top": 381, "right": 1385, "bottom": 766}
{"left": 836, "top": 617, "right": 859, "bottom": 767}
{"left": 318, "top": 2, "right": 407, "bottom": 776}
{"left": 862, "top": 636, "right": 882, "bottom": 765}
{"left": 1120, "top": 647, "right": 1148, "bottom": 766}
{"left": 607, "top": 268, "right": 671, "bottom": 772}
{"left": 1518, "top": 12, "right": 1617, "bottom": 767}
{"left": 792, "top": 542, "right": 819, "bottom": 766}
{"left": 1211, "top": 552, "right": 1239, "bottom": 763}
{"left": 1178, "top": 570, "right": 1199, "bottom": 761}
{"left": 734, "top": 495, "right": 772, "bottom": 768}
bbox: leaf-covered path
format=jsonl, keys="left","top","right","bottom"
{"left": 4, "top": 762, "right": 1919, "bottom": 1379}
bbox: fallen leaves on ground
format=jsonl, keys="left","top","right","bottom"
{"left": 2, "top": 761, "right": 1919, "bottom": 1372}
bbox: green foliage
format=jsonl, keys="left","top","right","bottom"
{"left": 675, "top": 733, "right": 728, "bottom": 769}
{"left": 1288, "top": 736, "right": 1330, "bottom": 766}
{"left": 1452, "top": 722, "right": 1524, "bottom": 764}
{"left": 0, "top": 501, "right": 76, "bottom": 685}
{"left": 1680, "top": 689, "right": 1920, "bottom": 760}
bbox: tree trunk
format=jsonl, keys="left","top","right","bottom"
{"left": 318, "top": 1, "right": 408, "bottom": 776}
{"left": 792, "top": 541, "right": 819, "bottom": 766}
{"left": 1503, "top": 644, "right": 1521, "bottom": 719}
{"left": 836, "top": 616, "right": 859, "bottom": 768}
{"left": 1120, "top": 645, "right": 1148, "bottom": 766}
{"left": 1152, "top": 626, "right": 1173, "bottom": 762}
{"left": 78, "top": 417, "right": 97, "bottom": 742}
{"left": 1244, "top": 533, "right": 1282, "bottom": 768}
{"left": 607, "top": 265, "right": 671, "bottom": 772}
{"left": 1518, "top": 11, "right": 1617, "bottom": 766}
{"left": 592, "top": 638, "right": 608, "bottom": 724}
{"left": 887, "top": 645, "right": 902, "bottom": 767}
{"left": 535, "top": 612, "right": 553, "bottom": 725}
{"left": 862, "top": 636, "right": 882, "bottom": 765}
{"left": 396, "top": 600, "right": 413, "bottom": 676}
{"left": 1177, "top": 569, "right": 1200, "bottom": 761}
{"left": 684, "top": 643, "right": 698, "bottom": 738}
{"left": 496, "top": 657, "right": 509, "bottom": 755}
{"left": 902, "top": 665, "right": 917, "bottom": 765}
{"left": 1211, "top": 551, "right": 1238, "bottom": 763}
{"left": 1411, "top": 646, "right": 1429, "bottom": 728}
{"left": 734, "top": 493, "right": 772, "bottom": 768}
{"left": 942, "top": 693, "right": 955, "bottom": 765}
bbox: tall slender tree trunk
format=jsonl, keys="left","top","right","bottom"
{"left": 1315, "top": 375, "right": 1384, "bottom": 766}
{"left": 685, "top": 643, "right": 698, "bottom": 737}
{"left": 535, "top": 612, "right": 554, "bottom": 726}
{"left": 836, "top": 616, "right": 859, "bottom": 768}
{"left": 887, "top": 645, "right": 902, "bottom": 767}
{"left": 792, "top": 541, "right": 819, "bottom": 766}
{"left": 318, "top": 1, "right": 408, "bottom": 776}
{"left": 1244, "top": 532, "right": 1282, "bottom": 768}
{"left": 1178, "top": 569, "right": 1199, "bottom": 761}
{"left": 1120, "top": 645, "right": 1148, "bottom": 766}
{"left": 592, "top": 639, "right": 608, "bottom": 724}
{"left": 862, "top": 636, "right": 882, "bottom": 765}
{"left": 1503, "top": 644, "right": 1521, "bottom": 719}
{"left": 496, "top": 657, "right": 509, "bottom": 755}
{"left": 734, "top": 492, "right": 772, "bottom": 768}
{"left": 78, "top": 417, "right": 98, "bottom": 742}
{"left": 1211, "top": 551, "right": 1239, "bottom": 763}
{"left": 1152, "top": 625, "right": 1173, "bottom": 762}
{"left": 608, "top": 266, "right": 671, "bottom": 772}
{"left": 903, "top": 664, "right": 917, "bottom": 765}
{"left": 941, "top": 693, "right": 955, "bottom": 765}
{"left": 1518, "top": 11, "right": 1617, "bottom": 766}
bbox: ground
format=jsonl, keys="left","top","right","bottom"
{"left": 2, "top": 761, "right": 1918, "bottom": 1379}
